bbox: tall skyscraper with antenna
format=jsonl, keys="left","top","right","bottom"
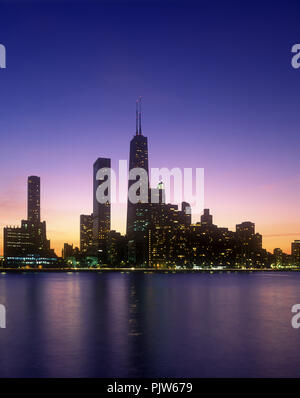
{"left": 127, "top": 98, "right": 149, "bottom": 234}
{"left": 126, "top": 98, "right": 150, "bottom": 265}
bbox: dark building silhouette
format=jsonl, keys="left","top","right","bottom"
{"left": 236, "top": 221, "right": 255, "bottom": 237}
{"left": 149, "top": 192, "right": 191, "bottom": 268}
{"left": 3, "top": 176, "right": 55, "bottom": 264}
{"left": 127, "top": 98, "right": 149, "bottom": 234}
{"left": 236, "top": 222, "right": 263, "bottom": 252}
{"left": 273, "top": 248, "right": 283, "bottom": 266}
{"left": 292, "top": 240, "right": 300, "bottom": 266}
{"left": 73, "top": 101, "right": 273, "bottom": 269}
{"left": 201, "top": 208, "right": 213, "bottom": 226}
{"left": 179, "top": 213, "right": 269, "bottom": 268}
{"left": 62, "top": 243, "right": 74, "bottom": 259}
{"left": 127, "top": 98, "right": 150, "bottom": 266}
{"left": 121, "top": 101, "right": 270, "bottom": 268}
{"left": 28, "top": 176, "right": 40, "bottom": 223}
{"left": 187, "top": 209, "right": 231, "bottom": 267}
{"left": 93, "top": 157, "right": 111, "bottom": 263}
{"left": 150, "top": 183, "right": 165, "bottom": 204}
{"left": 235, "top": 221, "right": 265, "bottom": 267}
{"left": 3, "top": 224, "right": 34, "bottom": 257}
{"left": 107, "top": 230, "right": 127, "bottom": 266}
{"left": 4, "top": 219, "right": 51, "bottom": 258}
{"left": 181, "top": 201, "right": 192, "bottom": 226}
{"left": 26, "top": 176, "right": 50, "bottom": 256}
{"left": 80, "top": 214, "right": 93, "bottom": 254}
{"left": 2, "top": 102, "right": 298, "bottom": 269}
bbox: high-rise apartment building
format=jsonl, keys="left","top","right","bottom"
{"left": 3, "top": 176, "right": 53, "bottom": 262}
{"left": 27, "top": 176, "right": 40, "bottom": 223}
{"left": 292, "top": 240, "right": 300, "bottom": 266}
{"left": 93, "top": 157, "right": 111, "bottom": 263}
{"left": 80, "top": 214, "right": 94, "bottom": 254}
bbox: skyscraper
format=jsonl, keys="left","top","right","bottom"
{"left": 274, "top": 248, "right": 283, "bottom": 266}
{"left": 93, "top": 157, "right": 111, "bottom": 263}
{"left": 201, "top": 209, "right": 213, "bottom": 226}
{"left": 28, "top": 176, "right": 40, "bottom": 223}
{"left": 236, "top": 221, "right": 255, "bottom": 237}
{"left": 180, "top": 202, "right": 192, "bottom": 226}
{"left": 126, "top": 98, "right": 150, "bottom": 266}
{"left": 80, "top": 214, "right": 93, "bottom": 254}
{"left": 3, "top": 225, "right": 33, "bottom": 257}
{"left": 127, "top": 98, "right": 149, "bottom": 236}
{"left": 62, "top": 243, "right": 74, "bottom": 260}
{"left": 292, "top": 240, "right": 300, "bottom": 266}
{"left": 235, "top": 221, "right": 264, "bottom": 267}
{"left": 3, "top": 176, "right": 54, "bottom": 263}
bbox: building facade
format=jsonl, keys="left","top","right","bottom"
{"left": 292, "top": 240, "right": 300, "bottom": 266}
{"left": 3, "top": 176, "right": 53, "bottom": 262}
{"left": 80, "top": 214, "right": 93, "bottom": 254}
{"left": 126, "top": 99, "right": 150, "bottom": 266}
{"left": 93, "top": 157, "right": 111, "bottom": 263}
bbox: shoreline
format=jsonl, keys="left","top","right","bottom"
{"left": 0, "top": 267, "right": 299, "bottom": 273}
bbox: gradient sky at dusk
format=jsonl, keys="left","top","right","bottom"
{"left": 1, "top": 0, "right": 300, "bottom": 255}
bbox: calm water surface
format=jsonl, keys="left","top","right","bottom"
{"left": 0, "top": 272, "right": 300, "bottom": 378}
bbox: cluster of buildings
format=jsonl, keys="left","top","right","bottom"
{"left": 2, "top": 176, "right": 57, "bottom": 267}
{"left": 2, "top": 102, "right": 300, "bottom": 268}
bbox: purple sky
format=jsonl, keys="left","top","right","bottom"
{"left": 1, "top": 0, "right": 300, "bottom": 255}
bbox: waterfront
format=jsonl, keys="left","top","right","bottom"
{"left": 0, "top": 272, "right": 300, "bottom": 378}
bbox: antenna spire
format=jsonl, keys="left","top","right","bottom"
{"left": 136, "top": 99, "right": 139, "bottom": 135}
{"left": 138, "top": 96, "right": 142, "bottom": 135}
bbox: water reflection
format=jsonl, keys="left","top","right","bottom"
{"left": 0, "top": 272, "right": 300, "bottom": 377}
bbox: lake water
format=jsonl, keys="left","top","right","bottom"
{"left": 0, "top": 271, "right": 300, "bottom": 378}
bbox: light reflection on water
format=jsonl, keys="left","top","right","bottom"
{"left": 0, "top": 272, "right": 300, "bottom": 377}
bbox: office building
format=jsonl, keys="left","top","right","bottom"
{"left": 3, "top": 176, "right": 54, "bottom": 264}
{"left": 80, "top": 214, "right": 93, "bottom": 254}
{"left": 93, "top": 157, "right": 111, "bottom": 263}
{"left": 292, "top": 240, "right": 300, "bottom": 266}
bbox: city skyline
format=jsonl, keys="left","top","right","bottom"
{"left": 1, "top": 114, "right": 299, "bottom": 263}
{"left": 2, "top": 0, "right": 300, "bottom": 384}
{"left": 1, "top": 1, "right": 300, "bottom": 256}
{"left": 1, "top": 99, "right": 300, "bottom": 256}
{"left": 2, "top": 168, "right": 299, "bottom": 268}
